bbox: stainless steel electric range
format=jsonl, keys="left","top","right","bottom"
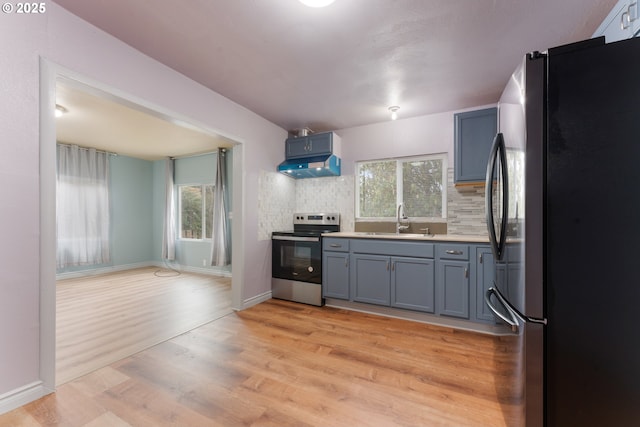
{"left": 271, "top": 213, "right": 340, "bottom": 306}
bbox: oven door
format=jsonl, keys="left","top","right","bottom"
{"left": 272, "top": 235, "right": 322, "bottom": 284}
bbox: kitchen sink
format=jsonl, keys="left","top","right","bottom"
{"left": 356, "top": 232, "right": 435, "bottom": 238}
{"left": 360, "top": 232, "right": 396, "bottom": 235}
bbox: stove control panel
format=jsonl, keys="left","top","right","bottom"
{"left": 293, "top": 213, "right": 340, "bottom": 226}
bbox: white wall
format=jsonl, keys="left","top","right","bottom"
{"left": 256, "top": 105, "right": 496, "bottom": 239}
{"left": 338, "top": 104, "right": 495, "bottom": 174}
{"left": 0, "top": 3, "right": 286, "bottom": 412}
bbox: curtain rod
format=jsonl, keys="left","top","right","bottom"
{"left": 170, "top": 148, "right": 226, "bottom": 160}
{"left": 56, "top": 142, "right": 118, "bottom": 156}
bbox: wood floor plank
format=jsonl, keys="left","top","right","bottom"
{"left": 0, "top": 298, "right": 524, "bottom": 427}
{"left": 0, "top": 408, "right": 40, "bottom": 427}
{"left": 84, "top": 411, "right": 132, "bottom": 427}
{"left": 97, "top": 379, "right": 226, "bottom": 427}
{"left": 55, "top": 267, "right": 232, "bottom": 385}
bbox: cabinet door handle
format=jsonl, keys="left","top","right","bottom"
{"left": 465, "top": 268, "right": 469, "bottom": 278}
{"left": 622, "top": 10, "right": 630, "bottom": 29}
{"left": 345, "top": 258, "right": 349, "bottom": 268}
{"left": 479, "top": 254, "right": 483, "bottom": 264}
{"left": 446, "top": 250, "right": 463, "bottom": 255}
{"left": 630, "top": 2, "right": 638, "bottom": 22}
{"left": 386, "top": 261, "right": 390, "bottom": 271}
{"left": 391, "top": 262, "right": 395, "bottom": 271}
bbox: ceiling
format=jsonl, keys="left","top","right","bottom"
{"left": 52, "top": 0, "right": 616, "bottom": 158}
{"left": 56, "top": 81, "right": 234, "bottom": 160}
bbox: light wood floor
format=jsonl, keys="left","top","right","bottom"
{"left": 56, "top": 267, "right": 232, "bottom": 385}
{"left": 2, "top": 298, "right": 524, "bottom": 427}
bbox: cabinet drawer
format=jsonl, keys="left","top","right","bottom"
{"left": 351, "top": 239, "right": 434, "bottom": 258}
{"left": 436, "top": 244, "right": 469, "bottom": 260}
{"left": 323, "top": 238, "right": 349, "bottom": 252}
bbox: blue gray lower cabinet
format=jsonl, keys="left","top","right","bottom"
{"left": 322, "top": 238, "right": 350, "bottom": 299}
{"left": 322, "top": 238, "right": 520, "bottom": 326}
{"left": 436, "top": 243, "right": 470, "bottom": 319}
{"left": 437, "top": 259, "right": 470, "bottom": 318}
{"left": 322, "top": 251, "right": 350, "bottom": 299}
{"left": 391, "top": 257, "right": 435, "bottom": 313}
{"left": 349, "top": 253, "right": 436, "bottom": 311}
{"left": 351, "top": 253, "right": 391, "bottom": 305}
{"left": 476, "top": 247, "right": 499, "bottom": 322}
{"left": 475, "top": 245, "right": 523, "bottom": 323}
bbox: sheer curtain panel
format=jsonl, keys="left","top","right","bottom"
{"left": 162, "top": 157, "right": 176, "bottom": 260}
{"left": 210, "top": 149, "right": 230, "bottom": 266}
{"left": 56, "top": 144, "right": 111, "bottom": 268}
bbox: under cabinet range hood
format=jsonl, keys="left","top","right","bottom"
{"left": 278, "top": 154, "right": 341, "bottom": 178}
{"left": 278, "top": 131, "right": 342, "bottom": 179}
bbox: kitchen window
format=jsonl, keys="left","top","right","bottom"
{"left": 356, "top": 154, "right": 447, "bottom": 220}
{"left": 178, "top": 184, "right": 214, "bottom": 240}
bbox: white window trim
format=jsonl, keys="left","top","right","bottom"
{"left": 355, "top": 154, "right": 448, "bottom": 222}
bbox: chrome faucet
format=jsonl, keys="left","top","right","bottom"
{"left": 396, "top": 204, "right": 409, "bottom": 234}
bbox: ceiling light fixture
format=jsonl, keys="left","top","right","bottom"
{"left": 388, "top": 106, "right": 400, "bottom": 120}
{"left": 299, "top": 0, "right": 335, "bottom": 7}
{"left": 55, "top": 104, "right": 68, "bottom": 118}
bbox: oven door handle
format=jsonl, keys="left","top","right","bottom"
{"left": 272, "top": 235, "right": 320, "bottom": 242}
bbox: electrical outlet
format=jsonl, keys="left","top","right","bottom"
{"left": 202, "top": 259, "right": 207, "bottom": 266}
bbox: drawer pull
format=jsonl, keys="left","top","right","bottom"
{"left": 330, "top": 243, "right": 342, "bottom": 248}
{"left": 445, "top": 250, "right": 463, "bottom": 255}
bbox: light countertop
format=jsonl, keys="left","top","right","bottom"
{"left": 324, "top": 232, "right": 491, "bottom": 243}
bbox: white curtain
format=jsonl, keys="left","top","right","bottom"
{"left": 162, "top": 158, "right": 176, "bottom": 260}
{"left": 56, "top": 144, "right": 111, "bottom": 268}
{"left": 210, "top": 149, "right": 230, "bottom": 266}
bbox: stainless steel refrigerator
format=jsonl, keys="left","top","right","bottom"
{"left": 485, "top": 36, "right": 640, "bottom": 426}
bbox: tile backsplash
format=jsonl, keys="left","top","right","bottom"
{"left": 446, "top": 169, "right": 487, "bottom": 235}
{"left": 258, "top": 169, "right": 486, "bottom": 240}
{"left": 257, "top": 171, "right": 296, "bottom": 240}
{"left": 295, "top": 175, "right": 355, "bottom": 232}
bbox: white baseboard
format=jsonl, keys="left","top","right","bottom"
{"left": 56, "top": 261, "right": 155, "bottom": 280}
{"left": 240, "top": 291, "right": 272, "bottom": 310}
{"left": 0, "top": 381, "right": 52, "bottom": 416}
{"left": 174, "top": 264, "right": 232, "bottom": 277}
{"left": 56, "top": 262, "right": 232, "bottom": 280}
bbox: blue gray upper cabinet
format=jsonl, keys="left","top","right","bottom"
{"left": 592, "top": 0, "right": 640, "bottom": 42}
{"left": 454, "top": 107, "right": 497, "bottom": 183}
{"left": 285, "top": 132, "right": 334, "bottom": 159}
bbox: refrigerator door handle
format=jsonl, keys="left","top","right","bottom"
{"left": 486, "top": 286, "right": 548, "bottom": 333}
{"left": 485, "top": 286, "right": 520, "bottom": 332}
{"left": 485, "top": 133, "right": 509, "bottom": 260}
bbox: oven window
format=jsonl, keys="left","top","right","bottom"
{"left": 294, "top": 245, "right": 311, "bottom": 259}
{"left": 272, "top": 239, "right": 322, "bottom": 284}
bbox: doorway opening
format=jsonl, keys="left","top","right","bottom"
{"left": 40, "top": 61, "right": 245, "bottom": 389}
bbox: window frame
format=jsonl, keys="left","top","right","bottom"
{"left": 177, "top": 183, "right": 215, "bottom": 241}
{"left": 355, "top": 154, "right": 448, "bottom": 221}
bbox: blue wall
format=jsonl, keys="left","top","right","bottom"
{"left": 58, "top": 150, "right": 232, "bottom": 276}
{"left": 110, "top": 156, "right": 154, "bottom": 265}
{"left": 170, "top": 152, "right": 232, "bottom": 275}
{"left": 57, "top": 154, "right": 154, "bottom": 274}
